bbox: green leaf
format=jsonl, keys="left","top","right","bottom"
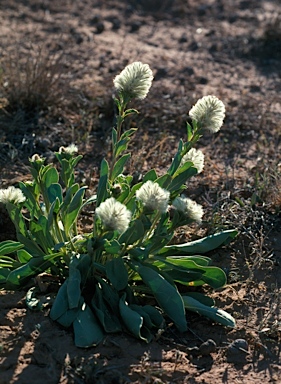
{"left": 50, "top": 280, "right": 69, "bottom": 320}
{"left": 165, "top": 257, "right": 226, "bottom": 288}
{"left": 106, "top": 257, "right": 128, "bottom": 291}
{"left": 47, "top": 183, "right": 63, "bottom": 205}
{"left": 56, "top": 298, "right": 83, "bottom": 327}
{"left": 104, "top": 239, "right": 121, "bottom": 254}
{"left": 0, "top": 241, "right": 24, "bottom": 256}
{"left": 168, "top": 165, "right": 197, "bottom": 192}
{"left": 67, "top": 267, "right": 81, "bottom": 309}
{"left": 155, "top": 174, "right": 172, "bottom": 189}
{"left": 119, "top": 294, "right": 152, "bottom": 343}
{"left": 159, "top": 230, "right": 238, "bottom": 256}
{"left": 96, "top": 159, "right": 109, "bottom": 206}
{"left": 17, "top": 249, "right": 32, "bottom": 263}
{"left": 183, "top": 292, "right": 215, "bottom": 307}
{"left": 132, "top": 262, "right": 187, "bottom": 332}
{"left": 73, "top": 303, "right": 104, "bottom": 347}
{"left": 142, "top": 305, "right": 164, "bottom": 328}
{"left": 6, "top": 203, "right": 27, "bottom": 237}
{"left": 119, "top": 219, "right": 145, "bottom": 246}
{"left": 64, "top": 187, "right": 87, "bottom": 235}
{"left": 167, "top": 139, "right": 184, "bottom": 176}
{"left": 182, "top": 295, "right": 236, "bottom": 328}
{"left": 42, "top": 167, "right": 59, "bottom": 188}
{"left": 143, "top": 169, "right": 158, "bottom": 182}
{"left": 111, "top": 154, "right": 130, "bottom": 180}
{"left": 91, "top": 286, "right": 122, "bottom": 333}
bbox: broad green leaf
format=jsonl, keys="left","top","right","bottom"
{"left": 64, "top": 187, "right": 87, "bottom": 235}
{"left": 50, "top": 280, "right": 69, "bottom": 320}
{"left": 19, "top": 182, "right": 41, "bottom": 218}
{"left": 67, "top": 267, "right": 81, "bottom": 309}
{"left": 106, "top": 258, "right": 128, "bottom": 291}
{"left": 0, "top": 267, "right": 11, "bottom": 285}
{"left": 183, "top": 292, "right": 215, "bottom": 307}
{"left": 111, "top": 153, "right": 130, "bottom": 180}
{"left": 5, "top": 253, "right": 59, "bottom": 289}
{"left": 17, "top": 249, "right": 32, "bottom": 263}
{"left": 47, "top": 183, "right": 63, "bottom": 205}
{"left": 73, "top": 304, "right": 104, "bottom": 347}
{"left": 143, "top": 169, "right": 158, "bottom": 182}
{"left": 119, "top": 219, "right": 145, "bottom": 246}
{"left": 165, "top": 269, "right": 203, "bottom": 284}
{"left": 182, "top": 295, "right": 236, "bottom": 328}
{"left": 129, "top": 304, "right": 153, "bottom": 329}
{"left": 96, "top": 159, "right": 109, "bottom": 206}
{"left": 132, "top": 263, "right": 187, "bottom": 332}
{"left": 155, "top": 174, "right": 172, "bottom": 189}
{"left": 0, "top": 241, "right": 24, "bottom": 256}
{"left": 61, "top": 183, "right": 79, "bottom": 213}
{"left": 98, "top": 278, "right": 120, "bottom": 314}
{"left": 165, "top": 258, "right": 226, "bottom": 288}
{"left": 42, "top": 167, "right": 59, "bottom": 188}
{"left": 17, "top": 234, "right": 45, "bottom": 257}
{"left": 167, "top": 255, "right": 211, "bottom": 266}
{"left": 104, "top": 239, "right": 121, "bottom": 254}
{"left": 91, "top": 286, "right": 122, "bottom": 333}
{"left": 56, "top": 298, "right": 83, "bottom": 327}
{"left": 168, "top": 165, "right": 197, "bottom": 192}
{"left": 142, "top": 305, "right": 164, "bottom": 328}
{"left": 119, "top": 294, "right": 152, "bottom": 343}
{"left": 159, "top": 230, "right": 238, "bottom": 256}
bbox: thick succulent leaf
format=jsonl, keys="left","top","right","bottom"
{"left": 182, "top": 295, "right": 236, "bottom": 328}
{"left": 91, "top": 286, "right": 122, "bottom": 333}
{"left": 105, "top": 257, "right": 128, "bottom": 291}
{"left": 67, "top": 267, "right": 81, "bottom": 309}
{"left": 159, "top": 230, "right": 238, "bottom": 256}
{"left": 132, "top": 262, "right": 187, "bottom": 332}
{"left": 164, "top": 258, "right": 226, "bottom": 288}
{"left": 50, "top": 280, "right": 69, "bottom": 320}
{"left": 119, "top": 294, "right": 152, "bottom": 343}
{"left": 73, "top": 304, "right": 104, "bottom": 347}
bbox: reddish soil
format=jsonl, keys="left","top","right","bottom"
{"left": 1, "top": 1, "right": 281, "bottom": 383}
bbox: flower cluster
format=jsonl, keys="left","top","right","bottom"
{"left": 96, "top": 197, "right": 132, "bottom": 234}
{"left": 181, "top": 148, "right": 204, "bottom": 174}
{"left": 172, "top": 196, "right": 204, "bottom": 223}
{"left": 189, "top": 95, "right": 225, "bottom": 133}
{"left": 136, "top": 180, "right": 170, "bottom": 213}
{"left": 0, "top": 186, "right": 26, "bottom": 205}
{"left": 113, "top": 61, "right": 154, "bottom": 101}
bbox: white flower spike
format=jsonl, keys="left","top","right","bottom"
{"left": 96, "top": 197, "right": 132, "bottom": 234}
{"left": 189, "top": 95, "right": 225, "bottom": 133}
{"left": 113, "top": 62, "right": 153, "bottom": 101}
{"left": 0, "top": 186, "right": 26, "bottom": 204}
{"left": 181, "top": 148, "right": 204, "bottom": 174}
{"left": 172, "top": 196, "right": 203, "bottom": 223}
{"left": 136, "top": 180, "right": 170, "bottom": 213}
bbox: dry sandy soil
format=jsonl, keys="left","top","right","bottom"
{"left": 1, "top": 0, "right": 281, "bottom": 383}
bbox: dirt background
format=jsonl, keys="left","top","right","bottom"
{"left": 1, "top": 0, "right": 281, "bottom": 383}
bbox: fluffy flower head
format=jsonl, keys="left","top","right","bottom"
{"left": 95, "top": 197, "right": 131, "bottom": 233}
{"left": 59, "top": 143, "right": 78, "bottom": 155}
{"left": 113, "top": 62, "right": 153, "bottom": 101}
{"left": 181, "top": 148, "right": 204, "bottom": 174}
{"left": 172, "top": 196, "right": 203, "bottom": 223}
{"left": 0, "top": 186, "right": 26, "bottom": 204}
{"left": 189, "top": 95, "right": 225, "bottom": 133}
{"left": 136, "top": 180, "right": 170, "bottom": 213}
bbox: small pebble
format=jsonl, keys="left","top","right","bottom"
{"left": 227, "top": 338, "right": 249, "bottom": 363}
{"left": 199, "top": 339, "right": 217, "bottom": 356}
